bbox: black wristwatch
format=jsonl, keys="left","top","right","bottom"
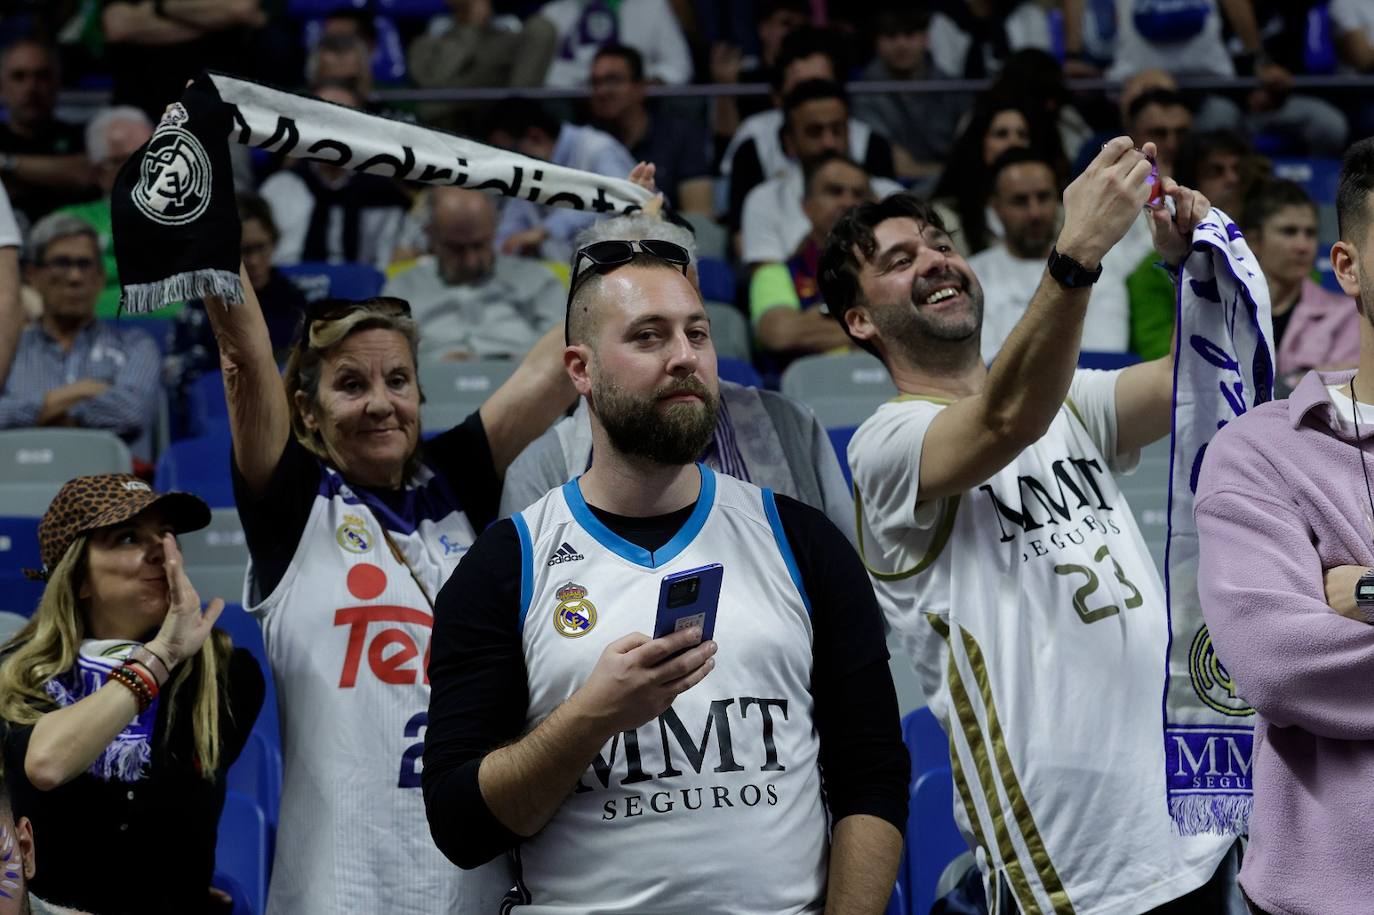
{"left": 1047, "top": 247, "right": 1102, "bottom": 289}
{"left": 1355, "top": 568, "right": 1374, "bottom": 622}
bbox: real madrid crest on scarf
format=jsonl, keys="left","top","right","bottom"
{"left": 553, "top": 582, "right": 597, "bottom": 638}
{"left": 112, "top": 74, "right": 244, "bottom": 314}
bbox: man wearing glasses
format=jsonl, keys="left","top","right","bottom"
{"left": 0, "top": 211, "right": 160, "bottom": 466}
{"left": 424, "top": 238, "right": 909, "bottom": 913}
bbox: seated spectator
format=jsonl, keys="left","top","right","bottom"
{"left": 307, "top": 32, "right": 374, "bottom": 98}
{"left": 0, "top": 474, "right": 263, "bottom": 914}
{"left": 587, "top": 44, "right": 712, "bottom": 215}
{"left": 500, "top": 212, "right": 854, "bottom": 538}
{"left": 55, "top": 107, "right": 153, "bottom": 320}
{"left": 708, "top": 0, "right": 811, "bottom": 152}
{"left": 538, "top": 0, "right": 692, "bottom": 87}
{"left": 407, "top": 0, "right": 556, "bottom": 135}
{"left": 1244, "top": 179, "right": 1360, "bottom": 387}
{"left": 1075, "top": 0, "right": 1346, "bottom": 155}
{"left": 853, "top": 8, "right": 966, "bottom": 188}
{"left": 930, "top": 93, "right": 1063, "bottom": 257}
{"left": 991, "top": 49, "right": 1097, "bottom": 178}
{"left": 100, "top": 0, "right": 267, "bottom": 119}
{"left": 750, "top": 152, "right": 868, "bottom": 360}
{"left": 382, "top": 188, "right": 564, "bottom": 362}
{"left": 167, "top": 193, "right": 308, "bottom": 427}
{"left": 486, "top": 100, "right": 635, "bottom": 263}
{"left": 0, "top": 37, "right": 96, "bottom": 223}
{"left": 723, "top": 27, "right": 898, "bottom": 234}
{"left": 973, "top": 147, "right": 1130, "bottom": 364}
{"left": 259, "top": 82, "right": 412, "bottom": 271}
{"left": 0, "top": 178, "right": 21, "bottom": 390}
{"left": 0, "top": 214, "right": 160, "bottom": 464}
{"left": 740, "top": 80, "right": 902, "bottom": 266}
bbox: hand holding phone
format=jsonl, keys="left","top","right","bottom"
{"left": 653, "top": 564, "right": 724, "bottom": 650}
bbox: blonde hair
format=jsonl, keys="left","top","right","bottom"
{"left": 281, "top": 304, "right": 423, "bottom": 472}
{"left": 0, "top": 537, "right": 232, "bottom": 780}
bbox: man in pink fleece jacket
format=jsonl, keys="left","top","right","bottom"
{"left": 1196, "top": 136, "right": 1374, "bottom": 915}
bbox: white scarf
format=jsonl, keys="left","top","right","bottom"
{"left": 45, "top": 639, "right": 159, "bottom": 783}
{"left": 1163, "top": 207, "right": 1274, "bottom": 834}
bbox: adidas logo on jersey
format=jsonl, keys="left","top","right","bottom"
{"left": 547, "top": 542, "right": 585, "bottom": 566}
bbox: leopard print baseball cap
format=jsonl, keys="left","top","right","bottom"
{"left": 25, "top": 474, "right": 212, "bottom": 580}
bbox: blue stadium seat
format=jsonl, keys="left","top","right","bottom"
{"left": 697, "top": 257, "right": 736, "bottom": 305}
{"left": 155, "top": 434, "right": 235, "bottom": 508}
{"left": 0, "top": 516, "right": 43, "bottom": 616}
{"left": 376, "top": 0, "right": 447, "bottom": 16}
{"left": 215, "top": 790, "right": 269, "bottom": 915}
{"left": 883, "top": 876, "right": 907, "bottom": 915}
{"left": 903, "top": 706, "right": 949, "bottom": 783}
{"left": 217, "top": 604, "right": 280, "bottom": 773}
{"left": 908, "top": 768, "right": 968, "bottom": 915}
{"left": 279, "top": 262, "right": 387, "bottom": 303}
{"left": 826, "top": 427, "right": 856, "bottom": 488}
{"left": 717, "top": 357, "right": 762, "bottom": 388}
{"left": 1272, "top": 157, "right": 1343, "bottom": 206}
{"left": 228, "top": 729, "right": 283, "bottom": 836}
{"left": 286, "top": 0, "right": 364, "bottom": 17}
{"left": 1077, "top": 351, "right": 1141, "bottom": 371}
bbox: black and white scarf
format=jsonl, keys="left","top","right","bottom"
{"left": 114, "top": 71, "right": 655, "bottom": 313}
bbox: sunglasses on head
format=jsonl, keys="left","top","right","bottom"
{"left": 296, "top": 296, "right": 412, "bottom": 350}
{"left": 564, "top": 239, "right": 692, "bottom": 343}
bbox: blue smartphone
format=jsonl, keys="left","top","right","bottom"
{"left": 652, "top": 563, "right": 724, "bottom": 646}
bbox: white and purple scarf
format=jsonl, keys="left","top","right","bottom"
{"left": 45, "top": 640, "right": 158, "bottom": 783}
{"left": 1163, "top": 207, "right": 1274, "bottom": 834}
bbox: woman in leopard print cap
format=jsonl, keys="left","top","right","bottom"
{"left": 0, "top": 473, "right": 264, "bottom": 914}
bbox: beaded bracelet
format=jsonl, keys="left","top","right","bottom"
{"left": 107, "top": 666, "right": 151, "bottom": 713}
{"left": 123, "top": 661, "right": 160, "bottom": 704}
{"left": 129, "top": 646, "right": 170, "bottom": 687}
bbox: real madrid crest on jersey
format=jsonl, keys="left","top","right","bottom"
{"left": 336, "top": 514, "right": 373, "bottom": 554}
{"left": 133, "top": 103, "right": 213, "bottom": 227}
{"left": 553, "top": 582, "right": 597, "bottom": 638}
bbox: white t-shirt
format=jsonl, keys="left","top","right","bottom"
{"left": 1108, "top": 0, "right": 1233, "bottom": 80}
{"left": 740, "top": 169, "right": 904, "bottom": 265}
{"left": 539, "top": 0, "right": 692, "bottom": 86}
{"left": 848, "top": 371, "right": 1232, "bottom": 914}
{"left": 0, "top": 183, "right": 18, "bottom": 248}
{"left": 260, "top": 168, "right": 406, "bottom": 271}
{"left": 1326, "top": 384, "right": 1374, "bottom": 423}
{"left": 929, "top": 2, "right": 1056, "bottom": 77}
{"left": 971, "top": 242, "right": 1132, "bottom": 365}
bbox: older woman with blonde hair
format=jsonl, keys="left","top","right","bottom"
{"left": 0, "top": 474, "right": 264, "bottom": 914}
{"left": 200, "top": 240, "right": 576, "bottom": 912}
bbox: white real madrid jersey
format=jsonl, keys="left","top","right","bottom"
{"left": 509, "top": 466, "right": 829, "bottom": 914}
{"left": 246, "top": 462, "right": 512, "bottom": 915}
{"left": 849, "top": 372, "right": 1232, "bottom": 915}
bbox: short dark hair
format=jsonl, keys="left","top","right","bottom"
{"left": 987, "top": 146, "right": 1059, "bottom": 192}
{"left": 486, "top": 99, "right": 561, "bottom": 144}
{"left": 819, "top": 194, "right": 949, "bottom": 356}
{"left": 757, "top": 0, "right": 811, "bottom": 22}
{"left": 782, "top": 78, "right": 848, "bottom": 134}
{"left": 1126, "top": 88, "right": 1190, "bottom": 126}
{"left": 0, "top": 34, "right": 58, "bottom": 71}
{"left": 1239, "top": 179, "right": 1315, "bottom": 234}
{"left": 1175, "top": 129, "right": 1250, "bottom": 189}
{"left": 237, "top": 192, "right": 279, "bottom": 242}
{"left": 1338, "top": 138, "right": 1374, "bottom": 245}
{"left": 803, "top": 151, "right": 867, "bottom": 197}
{"left": 567, "top": 254, "right": 686, "bottom": 346}
{"left": 773, "top": 26, "right": 844, "bottom": 92}
{"left": 873, "top": 8, "right": 932, "bottom": 34}
{"left": 593, "top": 44, "right": 645, "bottom": 83}
{"left": 322, "top": 9, "right": 377, "bottom": 44}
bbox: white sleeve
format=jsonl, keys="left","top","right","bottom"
{"left": 261, "top": 172, "right": 309, "bottom": 266}
{"left": 849, "top": 402, "right": 944, "bottom": 541}
{"left": 1067, "top": 368, "right": 1139, "bottom": 472}
{"left": 1081, "top": 273, "right": 1130, "bottom": 353}
{"left": 0, "top": 183, "right": 19, "bottom": 249}
{"left": 740, "top": 185, "right": 785, "bottom": 264}
{"left": 643, "top": 0, "right": 693, "bottom": 84}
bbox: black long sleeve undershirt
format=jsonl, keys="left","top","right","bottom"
{"left": 422, "top": 493, "right": 910, "bottom": 870}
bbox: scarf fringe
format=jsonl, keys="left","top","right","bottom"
{"left": 99, "top": 736, "right": 154, "bottom": 783}
{"left": 119, "top": 268, "right": 243, "bottom": 315}
{"left": 1169, "top": 795, "right": 1253, "bottom": 836}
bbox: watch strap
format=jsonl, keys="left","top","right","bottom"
{"left": 1046, "top": 246, "right": 1103, "bottom": 288}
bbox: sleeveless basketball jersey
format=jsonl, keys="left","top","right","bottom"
{"left": 509, "top": 466, "right": 828, "bottom": 914}
{"left": 850, "top": 394, "right": 1232, "bottom": 914}
{"left": 247, "top": 460, "right": 512, "bottom": 915}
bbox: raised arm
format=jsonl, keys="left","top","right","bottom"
{"left": 1113, "top": 176, "right": 1211, "bottom": 454}
{"left": 202, "top": 265, "right": 292, "bottom": 496}
{"left": 917, "top": 137, "right": 1154, "bottom": 501}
